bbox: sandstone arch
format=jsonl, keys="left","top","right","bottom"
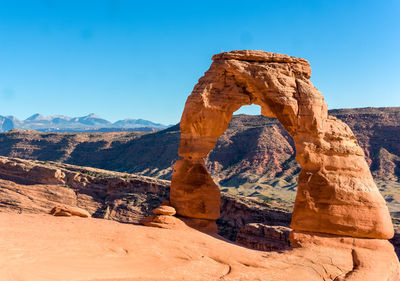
{"left": 170, "top": 50, "right": 394, "bottom": 239}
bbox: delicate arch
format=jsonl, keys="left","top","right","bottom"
{"left": 170, "top": 50, "right": 393, "bottom": 239}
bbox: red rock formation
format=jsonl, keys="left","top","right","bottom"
{"left": 171, "top": 50, "right": 393, "bottom": 241}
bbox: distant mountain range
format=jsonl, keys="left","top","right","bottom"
{"left": 0, "top": 113, "right": 169, "bottom": 133}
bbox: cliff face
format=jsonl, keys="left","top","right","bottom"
{"left": 330, "top": 107, "right": 400, "bottom": 182}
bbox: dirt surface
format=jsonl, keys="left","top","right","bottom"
{"left": 1, "top": 213, "right": 398, "bottom": 281}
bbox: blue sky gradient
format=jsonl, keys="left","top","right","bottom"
{"left": 0, "top": 0, "right": 399, "bottom": 124}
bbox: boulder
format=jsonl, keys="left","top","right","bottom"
{"left": 153, "top": 205, "right": 176, "bottom": 216}
{"left": 50, "top": 204, "right": 90, "bottom": 218}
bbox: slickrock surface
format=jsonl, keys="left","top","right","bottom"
{"left": 171, "top": 50, "right": 393, "bottom": 240}
{"left": 1, "top": 213, "right": 399, "bottom": 281}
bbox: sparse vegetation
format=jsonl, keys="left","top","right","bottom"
{"left": 6, "top": 199, "right": 21, "bottom": 204}
{"left": 82, "top": 170, "right": 110, "bottom": 178}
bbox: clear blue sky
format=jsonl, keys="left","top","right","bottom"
{"left": 0, "top": 0, "right": 399, "bottom": 124}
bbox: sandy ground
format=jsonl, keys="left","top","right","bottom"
{"left": 0, "top": 213, "right": 397, "bottom": 281}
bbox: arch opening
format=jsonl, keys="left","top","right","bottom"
{"left": 206, "top": 103, "right": 298, "bottom": 210}
{"left": 233, "top": 104, "right": 262, "bottom": 116}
